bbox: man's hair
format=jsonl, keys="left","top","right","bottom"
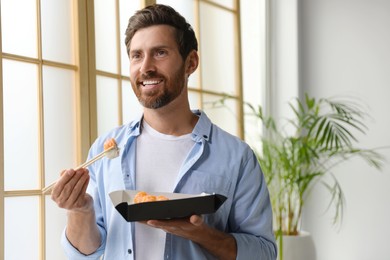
{"left": 124, "top": 4, "right": 198, "bottom": 60}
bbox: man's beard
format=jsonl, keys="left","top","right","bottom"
{"left": 131, "top": 67, "right": 186, "bottom": 109}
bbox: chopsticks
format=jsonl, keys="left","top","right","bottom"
{"left": 42, "top": 145, "right": 118, "bottom": 195}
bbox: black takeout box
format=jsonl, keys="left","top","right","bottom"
{"left": 109, "top": 190, "right": 227, "bottom": 222}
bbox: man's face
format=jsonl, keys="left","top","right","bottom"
{"left": 129, "top": 25, "right": 186, "bottom": 109}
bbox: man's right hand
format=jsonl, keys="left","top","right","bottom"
{"left": 51, "top": 168, "right": 93, "bottom": 213}
{"left": 51, "top": 168, "right": 101, "bottom": 255}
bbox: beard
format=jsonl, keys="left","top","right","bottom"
{"left": 131, "top": 66, "right": 186, "bottom": 109}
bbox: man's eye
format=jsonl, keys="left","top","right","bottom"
{"left": 156, "top": 50, "right": 167, "bottom": 57}
{"left": 130, "top": 53, "right": 141, "bottom": 60}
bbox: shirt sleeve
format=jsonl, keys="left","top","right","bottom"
{"left": 230, "top": 150, "right": 277, "bottom": 260}
{"left": 61, "top": 226, "right": 106, "bottom": 260}
{"left": 60, "top": 140, "right": 107, "bottom": 259}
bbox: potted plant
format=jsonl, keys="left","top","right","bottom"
{"left": 244, "top": 93, "right": 386, "bottom": 260}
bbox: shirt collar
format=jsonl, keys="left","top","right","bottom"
{"left": 126, "top": 113, "right": 143, "bottom": 137}
{"left": 125, "top": 110, "right": 212, "bottom": 142}
{"left": 191, "top": 110, "right": 212, "bottom": 142}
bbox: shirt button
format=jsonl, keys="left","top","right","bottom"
{"left": 128, "top": 249, "right": 132, "bottom": 254}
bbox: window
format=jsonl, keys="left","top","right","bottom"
{"left": 1, "top": 0, "right": 78, "bottom": 259}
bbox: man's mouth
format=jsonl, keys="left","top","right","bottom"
{"left": 141, "top": 79, "right": 163, "bottom": 86}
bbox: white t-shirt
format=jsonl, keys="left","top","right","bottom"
{"left": 134, "top": 120, "right": 194, "bottom": 259}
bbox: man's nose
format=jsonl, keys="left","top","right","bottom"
{"left": 140, "top": 55, "right": 156, "bottom": 74}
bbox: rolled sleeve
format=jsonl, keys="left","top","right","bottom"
{"left": 61, "top": 225, "right": 106, "bottom": 260}
{"left": 232, "top": 232, "right": 277, "bottom": 260}
{"left": 230, "top": 151, "right": 277, "bottom": 260}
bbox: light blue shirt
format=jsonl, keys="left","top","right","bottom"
{"left": 62, "top": 110, "right": 277, "bottom": 260}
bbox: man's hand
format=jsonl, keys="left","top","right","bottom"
{"left": 146, "top": 215, "right": 204, "bottom": 240}
{"left": 145, "top": 215, "right": 237, "bottom": 260}
{"left": 51, "top": 168, "right": 92, "bottom": 212}
{"left": 50, "top": 168, "right": 100, "bottom": 255}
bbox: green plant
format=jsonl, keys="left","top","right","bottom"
{"left": 245, "top": 93, "right": 385, "bottom": 241}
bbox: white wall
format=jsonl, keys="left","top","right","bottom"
{"left": 298, "top": 0, "right": 390, "bottom": 259}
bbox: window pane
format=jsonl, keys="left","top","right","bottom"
{"left": 202, "top": 94, "right": 238, "bottom": 136}
{"left": 205, "top": 0, "right": 235, "bottom": 9}
{"left": 94, "top": 0, "right": 118, "bottom": 73}
{"left": 189, "top": 91, "right": 202, "bottom": 110}
{"left": 0, "top": 0, "right": 38, "bottom": 57}
{"left": 43, "top": 66, "right": 76, "bottom": 185}
{"left": 122, "top": 80, "right": 143, "bottom": 123}
{"left": 199, "top": 3, "right": 237, "bottom": 94}
{"left": 41, "top": 0, "right": 75, "bottom": 64}
{"left": 241, "top": 0, "right": 266, "bottom": 146}
{"left": 96, "top": 76, "right": 119, "bottom": 136}
{"left": 45, "top": 199, "right": 67, "bottom": 260}
{"left": 244, "top": 102, "right": 262, "bottom": 152}
{"left": 157, "top": 0, "right": 196, "bottom": 26}
{"left": 5, "top": 196, "right": 40, "bottom": 260}
{"left": 188, "top": 70, "right": 199, "bottom": 89}
{"left": 241, "top": 0, "right": 265, "bottom": 106}
{"left": 188, "top": 91, "right": 203, "bottom": 109}
{"left": 3, "top": 60, "right": 39, "bottom": 190}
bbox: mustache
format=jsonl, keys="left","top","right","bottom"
{"left": 137, "top": 71, "right": 164, "bottom": 81}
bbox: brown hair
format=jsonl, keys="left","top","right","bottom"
{"left": 124, "top": 4, "right": 198, "bottom": 60}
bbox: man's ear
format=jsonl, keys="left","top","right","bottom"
{"left": 185, "top": 50, "right": 199, "bottom": 76}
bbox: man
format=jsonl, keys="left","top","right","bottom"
{"left": 52, "top": 4, "right": 276, "bottom": 260}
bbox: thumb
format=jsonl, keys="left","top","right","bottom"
{"left": 190, "top": 215, "right": 203, "bottom": 226}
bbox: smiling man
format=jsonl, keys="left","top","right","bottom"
{"left": 51, "top": 4, "right": 276, "bottom": 260}
{"left": 129, "top": 24, "right": 190, "bottom": 110}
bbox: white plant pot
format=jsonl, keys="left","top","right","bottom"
{"left": 278, "top": 231, "right": 316, "bottom": 260}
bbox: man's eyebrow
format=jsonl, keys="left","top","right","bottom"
{"left": 152, "top": 45, "right": 171, "bottom": 50}
{"left": 130, "top": 45, "right": 173, "bottom": 53}
{"left": 129, "top": 49, "right": 141, "bottom": 55}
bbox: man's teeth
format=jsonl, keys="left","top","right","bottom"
{"left": 143, "top": 80, "right": 160, "bottom": 86}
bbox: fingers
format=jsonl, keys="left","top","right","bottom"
{"left": 146, "top": 215, "right": 204, "bottom": 233}
{"left": 60, "top": 169, "right": 67, "bottom": 177}
{"left": 147, "top": 215, "right": 202, "bottom": 226}
{"left": 51, "top": 168, "right": 90, "bottom": 210}
{"left": 190, "top": 215, "right": 204, "bottom": 226}
{"left": 62, "top": 171, "right": 90, "bottom": 207}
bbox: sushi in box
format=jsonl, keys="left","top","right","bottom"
{"left": 109, "top": 190, "right": 227, "bottom": 222}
